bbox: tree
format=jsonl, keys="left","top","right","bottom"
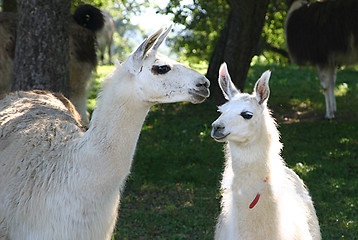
{"left": 206, "top": 0, "right": 269, "bottom": 103}
{"left": 259, "top": 0, "right": 292, "bottom": 64}
{"left": 2, "top": 0, "right": 17, "bottom": 12}
{"left": 6, "top": 0, "right": 146, "bottom": 97}
{"left": 12, "top": 0, "right": 71, "bottom": 95}
{"left": 162, "top": 0, "right": 269, "bottom": 103}
{"left": 160, "top": 0, "right": 229, "bottom": 63}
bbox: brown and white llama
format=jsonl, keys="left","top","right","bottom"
{"left": 0, "top": 25, "right": 210, "bottom": 240}
{"left": 211, "top": 63, "right": 321, "bottom": 240}
{"left": 285, "top": 0, "right": 358, "bottom": 119}
{"left": 96, "top": 9, "right": 115, "bottom": 64}
{"left": 0, "top": 4, "right": 104, "bottom": 126}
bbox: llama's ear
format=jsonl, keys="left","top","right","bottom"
{"left": 152, "top": 24, "right": 173, "bottom": 51}
{"left": 218, "top": 62, "right": 239, "bottom": 100}
{"left": 127, "top": 27, "right": 164, "bottom": 74}
{"left": 132, "top": 27, "right": 164, "bottom": 61}
{"left": 254, "top": 70, "right": 271, "bottom": 105}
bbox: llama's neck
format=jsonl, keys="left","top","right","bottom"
{"left": 228, "top": 113, "right": 281, "bottom": 185}
{"left": 77, "top": 68, "right": 150, "bottom": 189}
{"left": 228, "top": 140, "right": 270, "bottom": 183}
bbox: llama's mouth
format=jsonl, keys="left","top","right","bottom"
{"left": 211, "top": 130, "right": 230, "bottom": 141}
{"left": 189, "top": 88, "right": 210, "bottom": 104}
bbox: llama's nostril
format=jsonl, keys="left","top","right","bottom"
{"left": 196, "top": 79, "right": 210, "bottom": 88}
{"left": 214, "top": 125, "right": 225, "bottom": 131}
{"left": 211, "top": 123, "right": 228, "bottom": 140}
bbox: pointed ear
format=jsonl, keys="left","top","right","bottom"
{"left": 126, "top": 27, "right": 164, "bottom": 74}
{"left": 152, "top": 24, "right": 173, "bottom": 51}
{"left": 218, "top": 62, "right": 239, "bottom": 100}
{"left": 254, "top": 70, "right": 271, "bottom": 105}
{"left": 132, "top": 27, "right": 164, "bottom": 62}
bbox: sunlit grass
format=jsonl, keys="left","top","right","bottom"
{"left": 335, "top": 82, "right": 349, "bottom": 97}
{"left": 87, "top": 65, "right": 115, "bottom": 113}
{"left": 293, "top": 162, "right": 316, "bottom": 175}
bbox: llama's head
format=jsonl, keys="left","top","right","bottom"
{"left": 121, "top": 25, "right": 210, "bottom": 104}
{"left": 211, "top": 63, "right": 271, "bottom": 144}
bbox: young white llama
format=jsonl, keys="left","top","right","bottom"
{"left": 0, "top": 25, "right": 210, "bottom": 240}
{"left": 211, "top": 63, "right": 321, "bottom": 240}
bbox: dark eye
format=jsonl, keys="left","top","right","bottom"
{"left": 152, "top": 65, "right": 171, "bottom": 75}
{"left": 240, "top": 111, "right": 253, "bottom": 120}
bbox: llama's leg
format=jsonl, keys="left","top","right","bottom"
{"left": 107, "top": 43, "right": 112, "bottom": 65}
{"left": 325, "top": 67, "right": 337, "bottom": 113}
{"left": 101, "top": 53, "right": 105, "bottom": 65}
{"left": 317, "top": 65, "right": 336, "bottom": 119}
{"left": 331, "top": 68, "right": 337, "bottom": 112}
{"left": 70, "top": 93, "right": 89, "bottom": 126}
{"left": 69, "top": 61, "right": 93, "bottom": 126}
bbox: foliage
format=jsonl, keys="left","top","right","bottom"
{"left": 90, "top": 64, "right": 358, "bottom": 239}
{"left": 159, "top": 0, "right": 324, "bottom": 66}
{"left": 159, "top": 0, "right": 229, "bottom": 63}
{"left": 71, "top": 0, "right": 147, "bottom": 15}
{"left": 100, "top": 0, "right": 148, "bottom": 61}
{"left": 260, "top": 0, "right": 289, "bottom": 64}
{"left": 160, "top": 0, "right": 291, "bottom": 65}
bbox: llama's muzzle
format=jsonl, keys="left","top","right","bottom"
{"left": 211, "top": 123, "right": 229, "bottom": 141}
{"left": 189, "top": 77, "right": 210, "bottom": 103}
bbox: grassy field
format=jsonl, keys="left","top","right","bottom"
{"left": 90, "top": 64, "right": 358, "bottom": 239}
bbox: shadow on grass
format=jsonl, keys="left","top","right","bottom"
{"left": 112, "top": 101, "right": 223, "bottom": 239}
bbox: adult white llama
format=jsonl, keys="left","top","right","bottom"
{"left": 0, "top": 25, "right": 210, "bottom": 240}
{"left": 211, "top": 63, "right": 321, "bottom": 240}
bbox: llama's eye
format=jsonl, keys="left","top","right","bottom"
{"left": 152, "top": 65, "right": 171, "bottom": 75}
{"left": 240, "top": 111, "right": 253, "bottom": 120}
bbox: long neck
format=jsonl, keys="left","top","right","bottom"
{"left": 228, "top": 138, "right": 270, "bottom": 183}
{"left": 76, "top": 69, "right": 151, "bottom": 188}
{"left": 228, "top": 113, "right": 281, "bottom": 184}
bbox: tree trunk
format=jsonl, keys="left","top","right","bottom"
{"left": 2, "top": 0, "right": 17, "bottom": 12}
{"left": 12, "top": 0, "right": 70, "bottom": 96}
{"left": 206, "top": 0, "right": 269, "bottom": 104}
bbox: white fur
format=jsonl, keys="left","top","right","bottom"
{"left": 212, "top": 63, "right": 321, "bottom": 240}
{"left": 0, "top": 25, "right": 210, "bottom": 240}
{"left": 317, "top": 65, "right": 337, "bottom": 119}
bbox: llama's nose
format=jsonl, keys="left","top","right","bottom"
{"left": 213, "top": 124, "right": 225, "bottom": 132}
{"left": 196, "top": 77, "right": 210, "bottom": 89}
{"left": 195, "top": 77, "right": 210, "bottom": 97}
{"left": 211, "top": 123, "right": 227, "bottom": 140}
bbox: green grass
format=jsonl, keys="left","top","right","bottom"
{"left": 90, "top": 64, "right": 358, "bottom": 239}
